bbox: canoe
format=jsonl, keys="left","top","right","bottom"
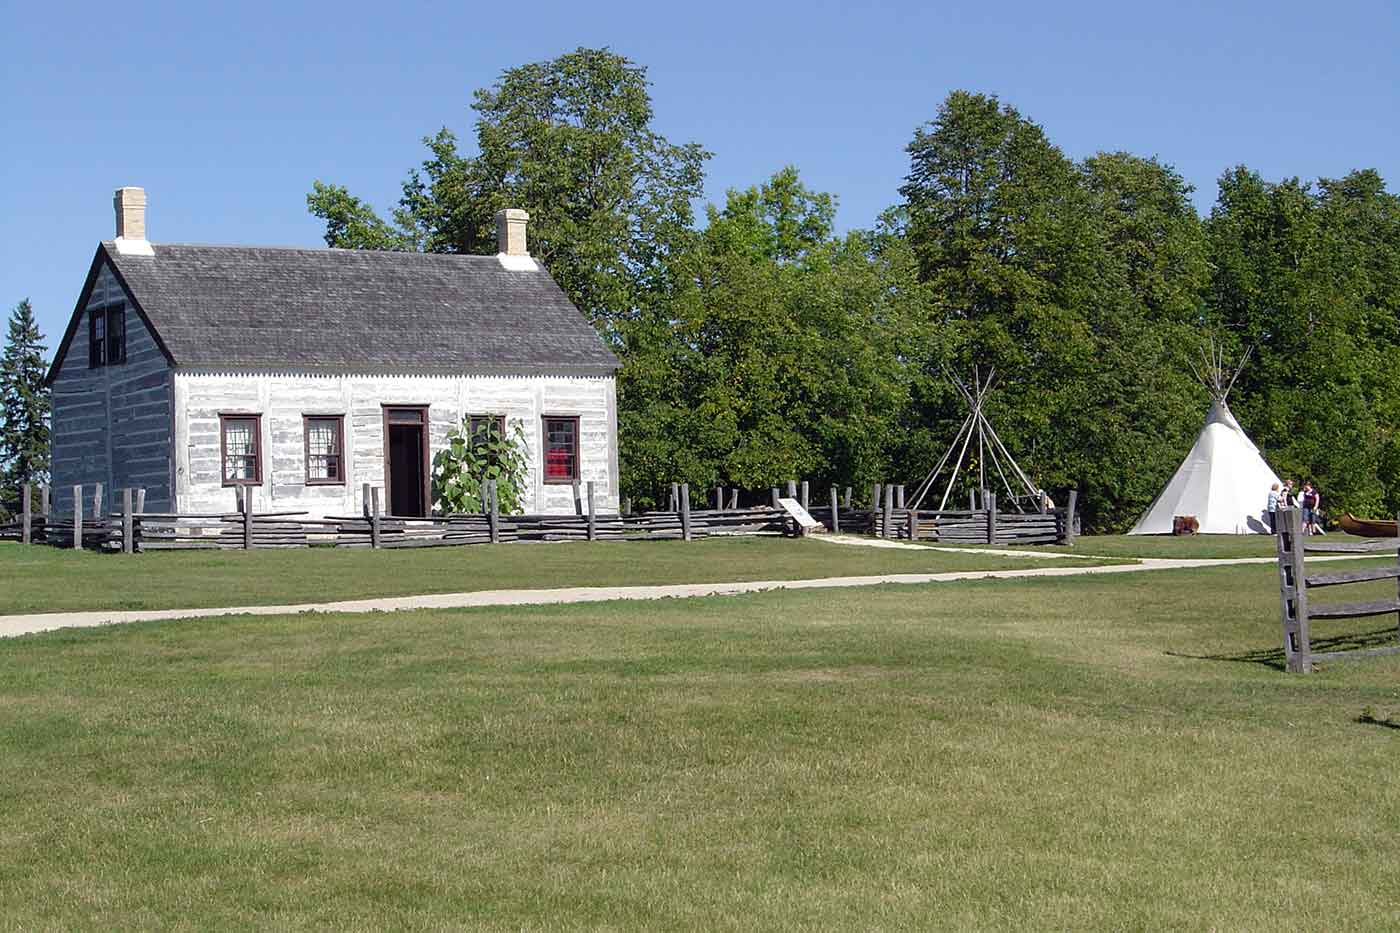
{"left": 1338, "top": 513, "right": 1398, "bottom": 538}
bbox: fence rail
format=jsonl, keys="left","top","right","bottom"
{"left": 1, "top": 479, "right": 1078, "bottom": 554}
{"left": 1275, "top": 507, "right": 1400, "bottom": 673}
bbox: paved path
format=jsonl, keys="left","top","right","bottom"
{"left": 0, "top": 554, "right": 1344, "bottom": 639}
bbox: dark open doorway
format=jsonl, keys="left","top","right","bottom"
{"left": 383, "top": 406, "right": 429, "bottom": 517}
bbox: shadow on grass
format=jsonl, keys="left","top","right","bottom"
{"left": 1166, "top": 626, "right": 1400, "bottom": 672}
{"left": 1357, "top": 712, "right": 1400, "bottom": 731}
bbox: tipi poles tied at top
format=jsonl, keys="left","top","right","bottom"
{"left": 907, "top": 368, "right": 1043, "bottom": 513}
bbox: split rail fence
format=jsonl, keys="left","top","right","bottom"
{"left": 1274, "top": 507, "right": 1400, "bottom": 673}
{"left": 1, "top": 479, "right": 1077, "bottom": 554}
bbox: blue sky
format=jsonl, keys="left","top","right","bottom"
{"left": 5, "top": 0, "right": 1398, "bottom": 349}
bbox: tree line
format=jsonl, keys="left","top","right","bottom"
{"left": 7, "top": 48, "right": 1395, "bottom": 531}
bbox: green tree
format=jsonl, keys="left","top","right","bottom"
{"left": 1075, "top": 153, "right": 1213, "bottom": 528}
{"left": 0, "top": 298, "right": 50, "bottom": 506}
{"left": 899, "top": 91, "right": 1106, "bottom": 521}
{"left": 1207, "top": 166, "right": 1400, "bottom": 518}
{"left": 620, "top": 168, "right": 920, "bottom": 505}
{"left": 308, "top": 47, "right": 709, "bottom": 338}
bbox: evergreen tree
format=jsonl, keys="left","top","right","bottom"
{"left": 0, "top": 298, "right": 50, "bottom": 507}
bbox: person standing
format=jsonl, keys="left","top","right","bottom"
{"left": 1267, "top": 483, "right": 1281, "bottom": 533}
{"left": 1301, "top": 482, "right": 1321, "bottom": 534}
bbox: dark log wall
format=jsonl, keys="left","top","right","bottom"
{"left": 49, "top": 262, "right": 174, "bottom": 516}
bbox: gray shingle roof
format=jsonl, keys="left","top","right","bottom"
{"left": 101, "top": 242, "right": 620, "bottom": 375}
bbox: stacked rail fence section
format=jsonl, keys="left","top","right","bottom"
{"left": 1, "top": 480, "right": 1077, "bottom": 554}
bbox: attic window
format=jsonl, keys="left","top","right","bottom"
{"left": 88, "top": 304, "right": 126, "bottom": 367}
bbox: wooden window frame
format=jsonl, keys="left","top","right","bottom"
{"left": 541, "top": 414, "right": 581, "bottom": 485}
{"left": 88, "top": 309, "right": 104, "bottom": 368}
{"left": 219, "top": 413, "right": 263, "bottom": 487}
{"left": 87, "top": 303, "right": 126, "bottom": 369}
{"left": 303, "top": 414, "right": 346, "bottom": 486}
{"left": 381, "top": 405, "right": 432, "bottom": 517}
{"left": 468, "top": 413, "right": 507, "bottom": 443}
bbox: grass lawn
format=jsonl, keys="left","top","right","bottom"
{"left": 2, "top": 561, "right": 1399, "bottom": 928}
{"left": 0, "top": 538, "right": 1110, "bottom": 615}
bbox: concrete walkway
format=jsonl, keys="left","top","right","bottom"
{"left": 0, "top": 554, "right": 1334, "bottom": 639}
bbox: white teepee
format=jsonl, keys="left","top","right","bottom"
{"left": 1129, "top": 345, "right": 1281, "bottom": 535}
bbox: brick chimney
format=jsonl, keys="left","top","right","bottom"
{"left": 113, "top": 186, "right": 154, "bottom": 256}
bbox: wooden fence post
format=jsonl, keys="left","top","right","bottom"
{"left": 135, "top": 488, "right": 146, "bottom": 514}
{"left": 670, "top": 482, "right": 679, "bottom": 512}
{"left": 728, "top": 488, "right": 739, "bottom": 510}
{"left": 243, "top": 487, "right": 254, "bottom": 550}
{"left": 1276, "top": 508, "right": 1311, "bottom": 672}
{"left": 907, "top": 507, "right": 918, "bottom": 541}
{"left": 362, "top": 482, "right": 372, "bottom": 519}
{"left": 770, "top": 487, "right": 780, "bottom": 509}
{"left": 714, "top": 486, "right": 723, "bottom": 511}
{"left": 20, "top": 484, "right": 30, "bottom": 545}
{"left": 895, "top": 485, "right": 905, "bottom": 510}
{"left": 93, "top": 483, "right": 103, "bottom": 523}
{"left": 1064, "top": 490, "right": 1078, "bottom": 545}
{"left": 40, "top": 484, "right": 50, "bottom": 519}
{"left": 586, "top": 481, "right": 597, "bottom": 541}
{"left": 679, "top": 483, "right": 692, "bottom": 541}
{"left": 622, "top": 496, "right": 631, "bottom": 516}
{"left": 122, "top": 488, "right": 134, "bottom": 555}
{"left": 800, "top": 480, "right": 809, "bottom": 510}
{"left": 1038, "top": 489, "right": 1047, "bottom": 515}
{"left": 843, "top": 487, "right": 852, "bottom": 509}
{"left": 786, "top": 479, "right": 797, "bottom": 500}
{"left": 987, "top": 492, "right": 998, "bottom": 545}
{"left": 969, "top": 489, "right": 977, "bottom": 511}
{"left": 72, "top": 485, "right": 82, "bottom": 550}
{"left": 488, "top": 481, "right": 500, "bottom": 544}
{"left": 572, "top": 481, "right": 583, "bottom": 517}
{"left": 371, "top": 487, "right": 383, "bottom": 548}
{"left": 883, "top": 483, "right": 894, "bottom": 540}
{"left": 829, "top": 486, "right": 840, "bottom": 534}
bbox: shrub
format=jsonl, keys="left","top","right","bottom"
{"left": 432, "top": 417, "right": 530, "bottom": 515}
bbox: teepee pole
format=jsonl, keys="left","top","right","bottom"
{"left": 907, "top": 408, "right": 976, "bottom": 511}
{"left": 938, "top": 380, "right": 986, "bottom": 512}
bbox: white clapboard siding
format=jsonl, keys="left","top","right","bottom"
{"left": 174, "top": 371, "right": 620, "bottom": 518}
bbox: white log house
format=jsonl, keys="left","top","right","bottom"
{"left": 46, "top": 188, "right": 621, "bottom": 518}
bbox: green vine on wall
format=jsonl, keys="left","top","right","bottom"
{"left": 432, "top": 417, "right": 530, "bottom": 515}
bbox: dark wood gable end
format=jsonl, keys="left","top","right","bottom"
{"left": 45, "top": 245, "right": 176, "bottom": 385}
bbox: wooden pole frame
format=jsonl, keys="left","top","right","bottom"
{"left": 20, "top": 484, "right": 31, "bottom": 545}
{"left": 122, "top": 488, "right": 134, "bottom": 555}
{"left": 679, "top": 483, "right": 692, "bottom": 541}
{"left": 72, "top": 484, "right": 82, "bottom": 550}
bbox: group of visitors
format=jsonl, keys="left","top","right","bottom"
{"left": 1267, "top": 480, "right": 1324, "bottom": 534}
